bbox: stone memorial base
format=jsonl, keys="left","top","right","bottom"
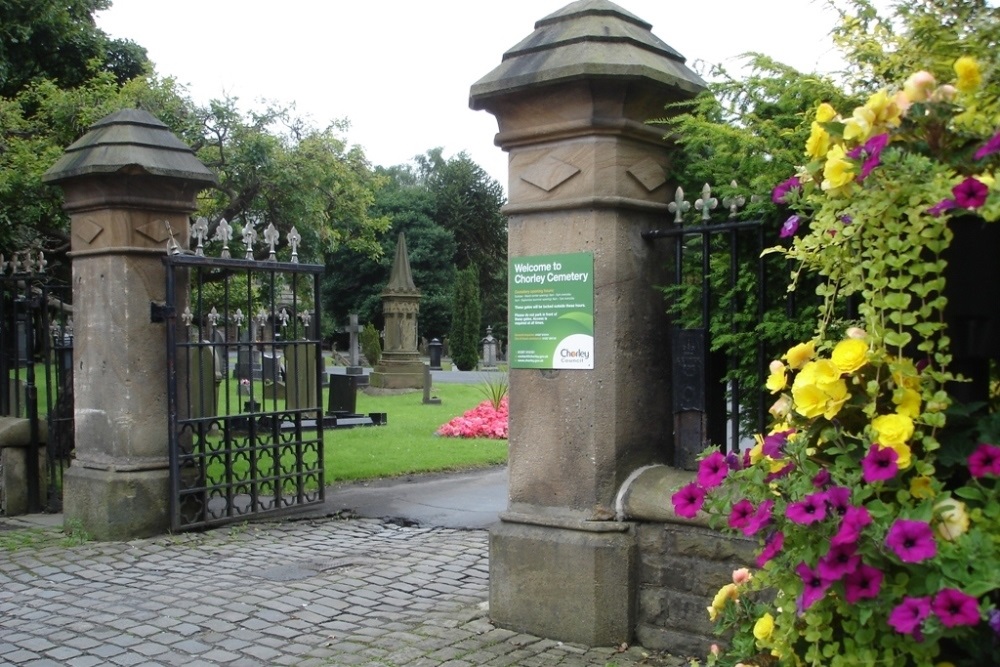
{"left": 368, "top": 359, "right": 424, "bottom": 390}
{"left": 488, "top": 517, "right": 636, "bottom": 646}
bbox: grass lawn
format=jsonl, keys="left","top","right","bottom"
{"left": 324, "top": 382, "right": 508, "bottom": 482}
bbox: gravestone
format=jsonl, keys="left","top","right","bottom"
{"left": 422, "top": 366, "right": 441, "bottom": 405}
{"left": 261, "top": 351, "right": 284, "bottom": 400}
{"left": 481, "top": 326, "right": 498, "bottom": 369}
{"left": 283, "top": 343, "right": 319, "bottom": 418}
{"left": 235, "top": 333, "right": 262, "bottom": 381}
{"left": 187, "top": 344, "right": 218, "bottom": 420}
{"left": 327, "top": 374, "right": 358, "bottom": 415}
{"left": 344, "top": 314, "right": 364, "bottom": 375}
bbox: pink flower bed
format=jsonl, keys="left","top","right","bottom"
{"left": 436, "top": 397, "right": 508, "bottom": 439}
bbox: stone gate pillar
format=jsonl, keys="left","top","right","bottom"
{"left": 43, "top": 109, "right": 216, "bottom": 540}
{"left": 470, "top": 0, "right": 705, "bottom": 645}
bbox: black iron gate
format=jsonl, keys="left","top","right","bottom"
{"left": 643, "top": 184, "right": 777, "bottom": 469}
{"left": 0, "top": 253, "right": 73, "bottom": 513}
{"left": 163, "top": 244, "right": 325, "bottom": 531}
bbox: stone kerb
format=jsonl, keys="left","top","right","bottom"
{"left": 471, "top": 0, "right": 711, "bottom": 650}
{"left": 43, "top": 108, "right": 216, "bottom": 540}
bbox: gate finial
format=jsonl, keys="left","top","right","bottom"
{"left": 668, "top": 187, "right": 691, "bottom": 224}
{"left": 695, "top": 183, "right": 718, "bottom": 221}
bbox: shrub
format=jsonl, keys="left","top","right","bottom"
{"left": 450, "top": 265, "right": 481, "bottom": 371}
{"left": 360, "top": 322, "right": 381, "bottom": 367}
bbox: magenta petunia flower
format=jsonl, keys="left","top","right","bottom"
{"left": 831, "top": 505, "right": 872, "bottom": 547}
{"left": 812, "top": 469, "right": 831, "bottom": 488}
{"left": 756, "top": 531, "right": 784, "bottom": 568}
{"left": 779, "top": 215, "right": 801, "bottom": 239}
{"left": 697, "top": 451, "right": 729, "bottom": 489}
{"left": 862, "top": 444, "right": 898, "bottom": 482}
{"left": 974, "top": 130, "right": 1000, "bottom": 160}
{"left": 743, "top": 499, "right": 774, "bottom": 536}
{"left": 796, "top": 562, "right": 832, "bottom": 611}
{"left": 927, "top": 198, "right": 957, "bottom": 217}
{"left": 889, "top": 596, "right": 932, "bottom": 635}
{"left": 772, "top": 176, "right": 802, "bottom": 204}
{"left": 762, "top": 430, "right": 793, "bottom": 458}
{"left": 671, "top": 483, "right": 706, "bottom": 519}
{"left": 725, "top": 451, "right": 742, "bottom": 471}
{"left": 932, "top": 588, "right": 981, "bottom": 628}
{"left": 825, "top": 486, "right": 851, "bottom": 515}
{"left": 844, "top": 562, "right": 883, "bottom": 603}
{"left": 968, "top": 442, "right": 1000, "bottom": 478}
{"left": 786, "top": 491, "right": 828, "bottom": 525}
{"left": 885, "top": 519, "right": 937, "bottom": 563}
{"left": 850, "top": 133, "right": 890, "bottom": 181}
{"left": 953, "top": 176, "right": 989, "bottom": 209}
{"left": 728, "top": 499, "right": 755, "bottom": 530}
{"left": 817, "top": 543, "right": 860, "bottom": 581}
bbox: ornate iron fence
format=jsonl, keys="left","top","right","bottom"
{"left": 0, "top": 252, "right": 74, "bottom": 513}
{"left": 161, "top": 219, "right": 325, "bottom": 530}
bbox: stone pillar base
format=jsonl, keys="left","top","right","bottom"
{"left": 489, "top": 515, "right": 636, "bottom": 646}
{"left": 63, "top": 466, "right": 170, "bottom": 540}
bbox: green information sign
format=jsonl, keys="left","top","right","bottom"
{"left": 509, "top": 252, "right": 594, "bottom": 369}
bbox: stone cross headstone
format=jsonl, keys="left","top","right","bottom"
{"left": 344, "top": 314, "right": 364, "bottom": 375}
{"left": 481, "top": 326, "right": 498, "bottom": 369}
{"left": 235, "top": 331, "right": 262, "bottom": 381}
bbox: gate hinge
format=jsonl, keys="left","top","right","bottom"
{"left": 150, "top": 302, "right": 174, "bottom": 323}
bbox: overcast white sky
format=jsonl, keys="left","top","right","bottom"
{"left": 96, "top": 0, "right": 849, "bottom": 191}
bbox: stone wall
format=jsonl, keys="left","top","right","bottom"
{"left": 634, "top": 521, "right": 754, "bottom": 657}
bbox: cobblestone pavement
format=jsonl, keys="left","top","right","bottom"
{"left": 0, "top": 515, "right": 688, "bottom": 667}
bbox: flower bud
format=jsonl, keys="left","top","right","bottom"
{"left": 932, "top": 84, "right": 957, "bottom": 103}
{"left": 732, "top": 567, "right": 752, "bottom": 585}
{"left": 846, "top": 327, "right": 867, "bottom": 339}
{"left": 903, "top": 71, "right": 936, "bottom": 102}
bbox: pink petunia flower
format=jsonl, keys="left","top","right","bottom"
{"left": 825, "top": 486, "right": 851, "bottom": 515}
{"left": 771, "top": 176, "right": 802, "bottom": 204}
{"left": 756, "top": 531, "right": 784, "bottom": 568}
{"left": 831, "top": 505, "right": 872, "bottom": 547}
{"left": 796, "top": 562, "right": 832, "bottom": 611}
{"left": 697, "top": 451, "right": 729, "bottom": 489}
{"left": 671, "top": 483, "right": 706, "bottom": 519}
{"left": 974, "top": 130, "right": 1000, "bottom": 160}
{"left": 743, "top": 499, "right": 774, "bottom": 536}
{"left": 847, "top": 133, "right": 890, "bottom": 181}
{"left": 885, "top": 519, "right": 937, "bottom": 563}
{"left": 889, "top": 596, "right": 932, "bottom": 635}
{"left": 932, "top": 588, "right": 981, "bottom": 628}
{"left": 952, "top": 176, "right": 989, "bottom": 209}
{"left": 728, "top": 499, "right": 755, "bottom": 530}
{"left": 779, "top": 215, "right": 801, "bottom": 239}
{"left": 812, "top": 469, "right": 831, "bottom": 488}
{"left": 817, "top": 543, "right": 860, "bottom": 581}
{"left": 927, "top": 198, "right": 957, "bottom": 217}
{"left": 862, "top": 444, "right": 898, "bottom": 482}
{"left": 786, "top": 491, "right": 828, "bottom": 525}
{"left": 968, "top": 442, "right": 1000, "bottom": 478}
{"left": 844, "top": 562, "right": 883, "bottom": 603}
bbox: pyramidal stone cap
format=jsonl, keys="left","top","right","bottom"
{"left": 382, "top": 232, "right": 420, "bottom": 296}
{"left": 470, "top": 0, "right": 707, "bottom": 107}
{"left": 43, "top": 108, "right": 217, "bottom": 185}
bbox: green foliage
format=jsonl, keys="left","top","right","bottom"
{"left": 450, "top": 265, "right": 481, "bottom": 371}
{"left": 477, "top": 371, "right": 509, "bottom": 411}
{"left": 360, "top": 322, "right": 381, "bottom": 367}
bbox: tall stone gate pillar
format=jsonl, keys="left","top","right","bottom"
{"left": 44, "top": 109, "right": 216, "bottom": 540}
{"left": 470, "top": 1, "right": 705, "bottom": 645}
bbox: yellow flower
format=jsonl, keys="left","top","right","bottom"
{"left": 843, "top": 106, "right": 876, "bottom": 143}
{"left": 711, "top": 583, "right": 739, "bottom": 613}
{"left": 910, "top": 475, "right": 935, "bottom": 499}
{"left": 750, "top": 435, "right": 765, "bottom": 464}
{"left": 871, "top": 413, "right": 914, "bottom": 447}
{"left": 791, "top": 366, "right": 848, "bottom": 420}
{"left": 806, "top": 122, "right": 831, "bottom": 160}
{"left": 881, "top": 441, "right": 912, "bottom": 470}
{"left": 894, "top": 387, "right": 922, "bottom": 419}
{"left": 815, "top": 102, "right": 837, "bottom": 123}
{"left": 832, "top": 338, "right": 868, "bottom": 374}
{"left": 753, "top": 613, "right": 775, "bottom": 642}
{"left": 784, "top": 340, "right": 815, "bottom": 370}
{"left": 954, "top": 56, "right": 981, "bottom": 93}
{"left": 822, "top": 144, "right": 855, "bottom": 191}
{"left": 935, "top": 498, "right": 970, "bottom": 541}
{"left": 766, "top": 360, "right": 787, "bottom": 393}
{"left": 707, "top": 605, "right": 719, "bottom": 621}
{"left": 864, "top": 89, "right": 902, "bottom": 128}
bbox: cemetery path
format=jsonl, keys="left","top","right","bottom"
{"left": 0, "top": 508, "right": 689, "bottom": 667}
